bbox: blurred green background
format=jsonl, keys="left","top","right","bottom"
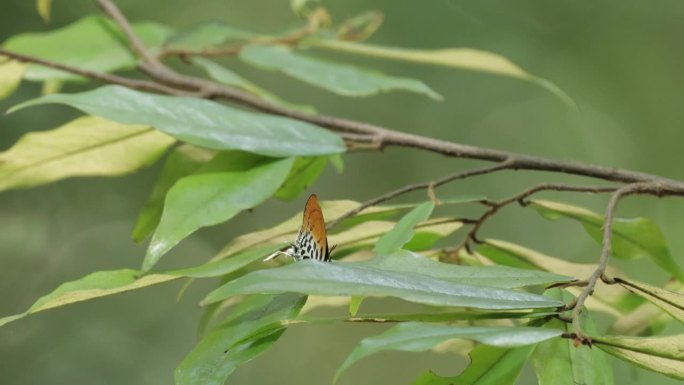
{"left": 1, "top": 0, "right": 683, "bottom": 384}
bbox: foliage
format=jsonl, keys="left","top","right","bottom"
{"left": 0, "top": 1, "right": 682, "bottom": 385}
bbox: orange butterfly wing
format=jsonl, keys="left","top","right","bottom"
{"left": 301, "top": 194, "right": 328, "bottom": 253}
{"left": 291, "top": 194, "right": 330, "bottom": 261}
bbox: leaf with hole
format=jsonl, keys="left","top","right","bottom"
{"left": 413, "top": 344, "right": 536, "bottom": 385}
{"left": 239, "top": 45, "right": 442, "bottom": 100}
{"left": 10, "top": 85, "right": 346, "bottom": 157}
{"left": 336, "top": 322, "right": 560, "bottom": 382}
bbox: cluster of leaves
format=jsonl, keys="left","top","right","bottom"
{"left": 0, "top": 1, "right": 682, "bottom": 384}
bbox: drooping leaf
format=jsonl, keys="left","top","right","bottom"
{"left": 348, "top": 296, "right": 363, "bottom": 316}
{"left": 3, "top": 16, "right": 170, "bottom": 81}
{"left": 0, "top": 116, "right": 174, "bottom": 192}
{"left": 306, "top": 38, "right": 573, "bottom": 105}
{"left": 594, "top": 334, "right": 684, "bottom": 380}
{"left": 202, "top": 260, "right": 563, "bottom": 310}
{"left": 239, "top": 44, "right": 442, "bottom": 100}
{"left": 0, "top": 56, "right": 26, "bottom": 99}
{"left": 614, "top": 278, "right": 684, "bottom": 323}
{"left": 10, "top": 85, "right": 346, "bottom": 157}
{"left": 336, "top": 322, "right": 560, "bottom": 382}
{"left": 413, "top": 344, "right": 536, "bottom": 385}
{"left": 336, "top": 11, "right": 384, "bottom": 42}
{"left": 479, "top": 239, "right": 640, "bottom": 315}
{"left": 275, "top": 156, "right": 328, "bottom": 201}
{"left": 36, "top": 0, "right": 51, "bottom": 22}
{"left": 0, "top": 245, "right": 288, "bottom": 328}
{"left": 532, "top": 289, "right": 614, "bottom": 385}
{"left": 164, "top": 22, "right": 251, "bottom": 52}
{"left": 175, "top": 293, "right": 306, "bottom": 385}
{"left": 374, "top": 202, "right": 434, "bottom": 255}
{"left": 168, "top": 245, "right": 285, "bottom": 278}
{"left": 143, "top": 157, "right": 295, "bottom": 271}
{"left": 132, "top": 145, "right": 215, "bottom": 243}
{"left": 191, "top": 57, "right": 315, "bottom": 113}
{"left": 531, "top": 200, "right": 684, "bottom": 281}
{"left": 0, "top": 269, "right": 179, "bottom": 327}
{"left": 610, "top": 281, "right": 683, "bottom": 336}
{"left": 359, "top": 251, "right": 573, "bottom": 289}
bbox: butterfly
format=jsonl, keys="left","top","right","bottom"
{"left": 264, "top": 194, "right": 335, "bottom": 262}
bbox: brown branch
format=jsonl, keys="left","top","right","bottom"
{"left": 96, "top": 0, "right": 159, "bottom": 66}
{"left": 569, "top": 182, "right": 684, "bottom": 343}
{"left": 327, "top": 161, "right": 516, "bottom": 230}
{"left": 455, "top": 184, "right": 619, "bottom": 253}
{"left": 0, "top": 48, "right": 187, "bottom": 96}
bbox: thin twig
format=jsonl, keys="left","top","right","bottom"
{"left": 455, "top": 184, "right": 618, "bottom": 253}
{"left": 327, "top": 161, "right": 516, "bottom": 230}
{"left": 568, "top": 182, "right": 681, "bottom": 343}
{"left": 0, "top": 48, "right": 187, "bottom": 95}
{"left": 96, "top": 0, "right": 159, "bottom": 66}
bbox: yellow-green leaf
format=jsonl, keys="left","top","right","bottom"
{"left": 0, "top": 56, "right": 26, "bottom": 100}
{"left": 594, "top": 334, "right": 684, "bottom": 380}
{"left": 614, "top": 278, "right": 684, "bottom": 323}
{"left": 36, "top": 0, "right": 51, "bottom": 22}
{"left": 0, "top": 116, "right": 175, "bottom": 192}
{"left": 305, "top": 38, "right": 573, "bottom": 105}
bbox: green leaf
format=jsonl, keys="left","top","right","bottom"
{"left": 348, "top": 296, "right": 363, "bottom": 316}
{"left": 164, "top": 22, "right": 251, "bottom": 52}
{"left": 143, "top": 157, "right": 294, "bottom": 271}
{"left": 36, "top": 0, "right": 51, "bottom": 22}
{"left": 479, "top": 240, "right": 637, "bottom": 315}
{"left": 359, "top": 251, "right": 574, "bottom": 289}
{"left": 0, "top": 56, "right": 26, "bottom": 99}
{"left": 132, "top": 145, "right": 215, "bottom": 243}
{"left": 191, "top": 57, "right": 315, "bottom": 114}
{"left": 168, "top": 245, "right": 285, "bottom": 278}
{"left": 202, "top": 260, "right": 563, "bottom": 309}
{"left": 175, "top": 293, "right": 306, "bottom": 385}
{"left": 532, "top": 289, "right": 614, "bottom": 385}
{"left": 594, "top": 334, "right": 684, "bottom": 380}
{"left": 305, "top": 38, "right": 573, "bottom": 106}
{"left": 337, "top": 322, "right": 560, "bottom": 382}
{"left": 0, "top": 269, "right": 179, "bottom": 327}
{"left": 0, "top": 116, "right": 174, "bottom": 192}
{"left": 336, "top": 11, "right": 384, "bottom": 42}
{"left": 290, "top": 0, "right": 322, "bottom": 17}
{"left": 3, "top": 16, "right": 170, "bottom": 81}
{"left": 614, "top": 278, "right": 684, "bottom": 323}
{"left": 239, "top": 45, "right": 442, "bottom": 100}
{"left": 328, "top": 153, "right": 344, "bottom": 172}
{"left": 413, "top": 344, "right": 536, "bottom": 385}
{"left": 374, "top": 202, "right": 435, "bottom": 254}
{"left": 275, "top": 156, "right": 328, "bottom": 201}
{"left": 531, "top": 200, "right": 684, "bottom": 281}
{"left": 10, "top": 85, "right": 346, "bottom": 157}
{"left": 214, "top": 199, "right": 397, "bottom": 259}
